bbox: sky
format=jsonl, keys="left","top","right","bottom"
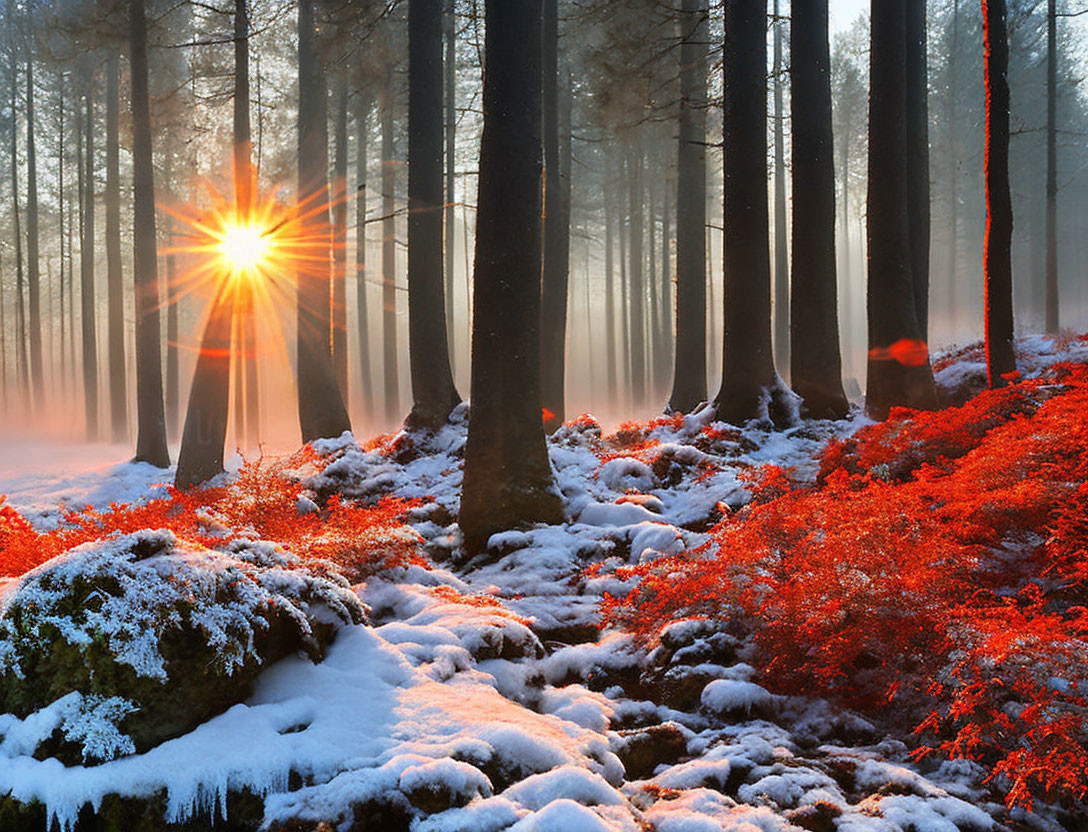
{"left": 829, "top": 0, "right": 869, "bottom": 34}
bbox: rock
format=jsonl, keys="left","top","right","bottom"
{"left": 0, "top": 531, "right": 365, "bottom": 764}
{"left": 614, "top": 722, "right": 688, "bottom": 780}
{"left": 786, "top": 801, "right": 842, "bottom": 832}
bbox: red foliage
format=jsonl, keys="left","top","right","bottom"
{"left": 602, "top": 362, "right": 1088, "bottom": 810}
{"left": 0, "top": 448, "right": 425, "bottom": 581}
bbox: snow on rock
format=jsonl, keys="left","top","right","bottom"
{"left": 701, "top": 679, "right": 780, "bottom": 719}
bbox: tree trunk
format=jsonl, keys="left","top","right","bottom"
{"left": 772, "top": 0, "right": 789, "bottom": 381}
{"left": 460, "top": 0, "right": 563, "bottom": 555}
{"left": 80, "top": 82, "right": 99, "bottom": 439}
{"left": 906, "top": 0, "right": 930, "bottom": 341}
{"left": 540, "top": 0, "right": 571, "bottom": 433}
{"left": 669, "top": 0, "right": 707, "bottom": 413}
{"left": 332, "top": 78, "right": 349, "bottom": 400}
{"left": 106, "top": 49, "right": 128, "bottom": 442}
{"left": 789, "top": 0, "right": 847, "bottom": 419}
{"left": 983, "top": 0, "right": 1015, "bottom": 386}
{"left": 58, "top": 74, "right": 67, "bottom": 395}
{"left": 355, "top": 93, "right": 374, "bottom": 418}
{"left": 166, "top": 246, "right": 179, "bottom": 441}
{"left": 865, "top": 0, "right": 937, "bottom": 419}
{"left": 296, "top": 0, "right": 352, "bottom": 443}
{"left": 381, "top": 66, "right": 399, "bottom": 424}
{"left": 8, "top": 48, "right": 27, "bottom": 408}
{"left": 407, "top": 0, "right": 461, "bottom": 430}
{"left": 627, "top": 142, "right": 646, "bottom": 407}
{"left": 946, "top": 0, "right": 960, "bottom": 333}
{"left": 25, "top": 57, "right": 43, "bottom": 411}
{"left": 1045, "top": 0, "right": 1058, "bottom": 333}
{"left": 130, "top": 0, "right": 170, "bottom": 466}
{"left": 716, "top": 0, "right": 778, "bottom": 425}
{"left": 444, "top": 0, "right": 457, "bottom": 373}
{"left": 235, "top": 0, "right": 259, "bottom": 450}
{"left": 605, "top": 187, "right": 617, "bottom": 401}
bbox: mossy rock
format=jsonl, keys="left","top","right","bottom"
{"left": 0, "top": 530, "right": 365, "bottom": 765}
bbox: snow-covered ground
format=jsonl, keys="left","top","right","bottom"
{"left": 1, "top": 335, "right": 1084, "bottom": 832}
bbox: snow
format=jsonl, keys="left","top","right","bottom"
{"left": 1, "top": 334, "right": 1084, "bottom": 830}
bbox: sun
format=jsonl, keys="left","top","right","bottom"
{"left": 217, "top": 222, "right": 273, "bottom": 277}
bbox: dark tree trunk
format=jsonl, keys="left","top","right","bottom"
{"left": 25, "top": 58, "right": 43, "bottom": 410}
{"left": 381, "top": 67, "right": 399, "bottom": 424}
{"left": 166, "top": 246, "right": 179, "bottom": 441}
{"left": 669, "top": 0, "right": 708, "bottom": 413}
{"left": 715, "top": 0, "right": 778, "bottom": 425}
{"left": 790, "top": 0, "right": 848, "bottom": 419}
{"left": 58, "top": 74, "right": 67, "bottom": 395}
{"left": 8, "top": 51, "right": 26, "bottom": 406}
{"left": 906, "top": 0, "right": 930, "bottom": 341}
{"left": 983, "top": 0, "right": 1015, "bottom": 386}
{"left": 175, "top": 288, "right": 233, "bottom": 488}
{"left": 1045, "top": 0, "right": 1058, "bottom": 333}
{"left": 106, "top": 49, "right": 128, "bottom": 441}
{"left": 332, "top": 78, "right": 349, "bottom": 400}
{"left": 296, "top": 0, "right": 352, "bottom": 443}
{"left": 444, "top": 0, "right": 457, "bottom": 372}
{"left": 540, "top": 0, "right": 571, "bottom": 433}
{"left": 80, "top": 83, "right": 99, "bottom": 439}
{"left": 946, "top": 0, "right": 960, "bottom": 330}
{"left": 772, "top": 0, "right": 789, "bottom": 380}
{"left": 408, "top": 0, "right": 461, "bottom": 430}
{"left": 355, "top": 93, "right": 374, "bottom": 418}
{"left": 460, "top": 0, "right": 563, "bottom": 555}
{"left": 865, "top": 0, "right": 937, "bottom": 419}
{"left": 234, "top": 0, "right": 258, "bottom": 450}
{"left": 627, "top": 143, "right": 646, "bottom": 407}
{"left": 130, "top": 0, "right": 170, "bottom": 466}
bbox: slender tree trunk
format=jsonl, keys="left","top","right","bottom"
{"left": 540, "top": 0, "right": 571, "bottom": 432}
{"left": 772, "top": 0, "right": 789, "bottom": 380}
{"left": 906, "top": 0, "right": 930, "bottom": 341}
{"left": 605, "top": 188, "right": 618, "bottom": 401}
{"left": 946, "top": 0, "right": 960, "bottom": 333}
{"left": 166, "top": 245, "right": 179, "bottom": 441}
{"left": 8, "top": 48, "right": 27, "bottom": 407}
{"left": 332, "top": 78, "right": 349, "bottom": 400}
{"left": 58, "top": 74, "right": 67, "bottom": 395}
{"left": 444, "top": 0, "right": 457, "bottom": 372}
{"left": 983, "top": 0, "right": 1015, "bottom": 386}
{"left": 408, "top": 0, "right": 461, "bottom": 429}
{"left": 670, "top": 0, "right": 708, "bottom": 413}
{"left": 355, "top": 93, "right": 374, "bottom": 418}
{"left": 235, "top": 0, "right": 258, "bottom": 450}
{"left": 460, "top": 0, "right": 562, "bottom": 555}
{"left": 25, "top": 57, "right": 43, "bottom": 411}
{"left": 81, "top": 82, "right": 99, "bottom": 438}
{"left": 647, "top": 185, "right": 659, "bottom": 398}
{"left": 130, "top": 0, "right": 170, "bottom": 465}
{"left": 716, "top": 0, "right": 778, "bottom": 425}
{"left": 789, "top": 0, "right": 847, "bottom": 418}
{"left": 381, "top": 66, "right": 399, "bottom": 424}
{"left": 296, "top": 0, "right": 352, "bottom": 443}
{"left": 865, "top": 0, "right": 937, "bottom": 419}
{"left": 106, "top": 49, "right": 128, "bottom": 441}
{"left": 659, "top": 177, "right": 672, "bottom": 398}
{"left": 627, "top": 142, "right": 646, "bottom": 407}
{"left": 1045, "top": 0, "right": 1058, "bottom": 333}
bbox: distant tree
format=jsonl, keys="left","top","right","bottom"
{"left": 865, "top": 0, "right": 937, "bottom": 419}
{"left": 460, "top": 0, "right": 563, "bottom": 555}
{"left": 355, "top": 90, "right": 374, "bottom": 419}
{"left": 79, "top": 77, "right": 99, "bottom": 439}
{"left": 407, "top": 0, "right": 460, "bottom": 430}
{"left": 716, "top": 0, "right": 780, "bottom": 425}
{"left": 1045, "top": 0, "right": 1058, "bottom": 333}
{"left": 129, "top": 0, "right": 169, "bottom": 467}
{"left": 540, "top": 0, "right": 572, "bottom": 433}
{"left": 25, "top": 53, "right": 43, "bottom": 412}
{"left": 296, "top": 0, "right": 352, "bottom": 443}
{"left": 983, "top": 0, "right": 1016, "bottom": 386}
{"left": 332, "top": 77, "right": 349, "bottom": 401}
{"left": 790, "top": 0, "right": 848, "bottom": 419}
{"left": 668, "top": 0, "right": 708, "bottom": 415}
{"left": 380, "top": 63, "right": 399, "bottom": 425}
{"left": 772, "top": 0, "right": 789, "bottom": 380}
{"left": 105, "top": 48, "right": 127, "bottom": 442}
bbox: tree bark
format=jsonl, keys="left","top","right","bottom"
{"left": 355, "top": 93, "right": 374, "bottom": 419}
{"left": 381, "top": 66, "right": 399, "bottom": 424}
{"left": 58, "top": 73, "right": 67, "bottom": 395}
{"left": 983, "top": 0, "right": 1015, "bottom": 386}
{"left": 407, "top": 0, "right": 461, "bottom": 430}
{"left": 106, "top": 49, "right": 128, "bottom": 441}
{"left": 234, "top": 0, "right": 258, "bottom": 450}
{"left": 772, "top": 0, "right": 789, "bottom": 381}
{"left": 540, "top": 0, "right": 571, "bottom": 433}
{"left": 627, "top": 142, "right": 646, "bottom": 407}
{"left": 716, "top": 0, "right": 778, "bottom": 425}
{"left": 130, "top": 0, "right": 170, "bottom": 466}
{"left": 604, "top": 185, "right": 617, "bottom": 401}
{"left": 669, "top": 0, "right": 708, "bottom": 413}
{"left": 789, "top": 0, "right": 848, "bottom": 419}
{"left": 296, "top": 0, "right": 352, "bottom": 443}
{"left": 906, "top": 0, "right": 930, "bottom": 341}
{"left": 26, "top": 57, "right": 43, "bottom": 411}
{"left": 1045, "top": 0, "right": 1058, "bottom": 333}
{"left": 864, "top": 0, "right": 937, "bottom": 419}
{"left": 460, "top": 0, "right": 563, "bottom": 555}
{"left": 444, "top": 0, "right": 457, "bottom": 373}
{"left": 332, "top": 78, "right": 350, "bottom": 400}
{"left": 80, "top": 82, "right": 99, "bottom": 439}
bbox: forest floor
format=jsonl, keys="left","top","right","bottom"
{"left": 0, "top": 333, "right": 1086, "bottom": 832}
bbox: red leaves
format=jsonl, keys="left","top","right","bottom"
{"left": 0, "top": 447, "right": 424, "bottom": 581}
{"left": 601, "top": 360, "right": 1088, "bottom": 810}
